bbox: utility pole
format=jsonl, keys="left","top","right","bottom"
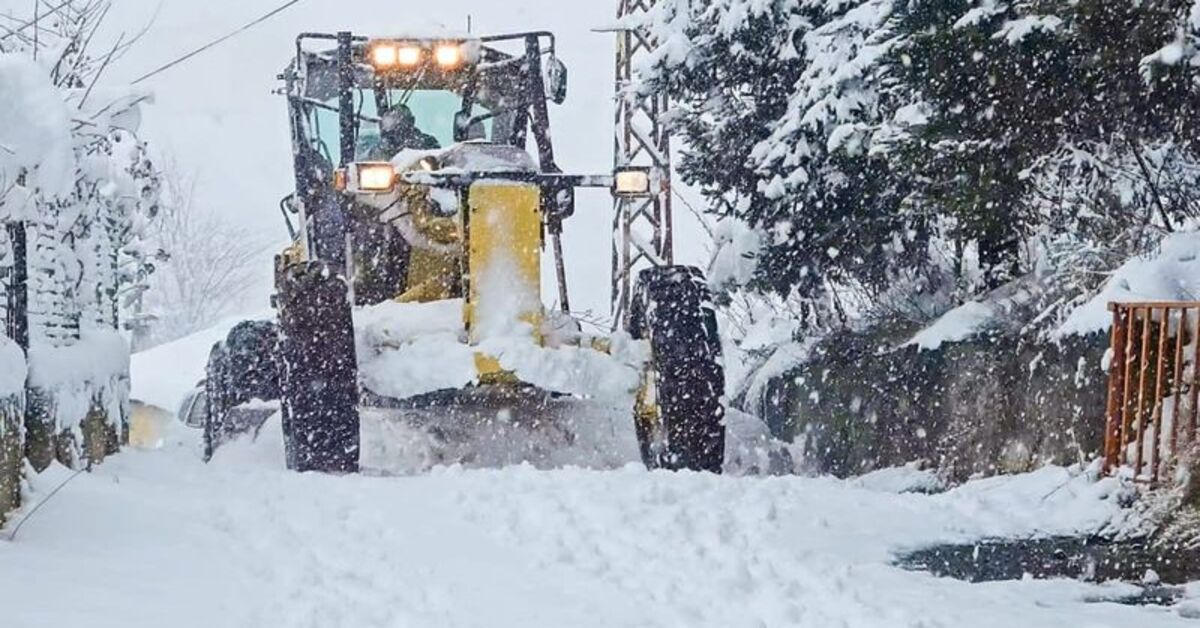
{"left": 611, "top": 0, "right": 673, "bottom": 330}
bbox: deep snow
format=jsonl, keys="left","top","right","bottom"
{"left": 1, "top": 422, "right": 1197, "bottom": 627}
{"left": 130, "top": 312, "right": 272, "bottom": 412}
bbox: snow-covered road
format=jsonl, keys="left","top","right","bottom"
{"left": 1, "top": 424, "right": 1195, "bottom": 627}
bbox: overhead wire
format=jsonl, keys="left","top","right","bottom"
{"left": 131, "top": 0, "right": 307, "bottom": 85}
{"left": 0, "top": 0, "right": 72, "bottom": 43}
{"left": 5, "top": 468, "right": 86, "bottom": 542}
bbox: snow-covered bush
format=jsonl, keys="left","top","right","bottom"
{"left": 0, "top": 1, "right": 160, "bottom": 476}
{"left": 137, "top": 162, "right": 267, "bottom": 350}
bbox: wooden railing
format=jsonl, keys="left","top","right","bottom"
{"left": 1105, "top": 302, "right": 1200, "bottom": 484}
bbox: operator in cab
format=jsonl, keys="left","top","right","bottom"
{"left": 371, "top": 103, "right": 440, "bottom": 158}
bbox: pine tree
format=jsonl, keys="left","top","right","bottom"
{"left": 645, "top": 0, "right": 1200, "bottom": 335}
{"left": 644, "top": 0, "right": 920, "bottom": 326}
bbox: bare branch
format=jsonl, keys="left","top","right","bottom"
{"left": 78, "top": 31, "right": 123, "bottom": 108}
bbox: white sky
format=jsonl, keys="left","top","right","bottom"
{"left": 16, "top": 0, "right": 711, "bottom": 319}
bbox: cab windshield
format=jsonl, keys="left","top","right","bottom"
{"left": 307, "top": 89, "right": 497, "bottom": 166}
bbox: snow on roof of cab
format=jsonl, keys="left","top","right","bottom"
{"left": 372, "top": 30, "right": 476, "bottom": 41}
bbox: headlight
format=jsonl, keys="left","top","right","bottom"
{"left": 370, "top": 42, "right": 422, "bottom": 68}
{"left": 613, "top": 167, "right": 652, "bottom": 198}
{"left": 397, "top": 45, "right": 422, "bottom": 66}
{"left": 356, "top": 163, "right": 396, "bottom": 193}
{"left": 371, "top": 44, "right": 399, "bottom": 67}
{"left": 434, "top": 44, "right": 463, "bottom": 68}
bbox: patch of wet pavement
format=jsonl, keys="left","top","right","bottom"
{"left": 899, "top": 536, "right": 1199, "bottom": 606}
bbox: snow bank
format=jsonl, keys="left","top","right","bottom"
{"left": 926, "top": 462, "right": 1135, "bottom": 540}
{"left": 131, "top": 313, "right": 272, "bottom": 412}
{"left": 739, "top": 336, "right": 812, "bottom": 410}
{"left": 903, "top": 272, "right": 1051, "bottom": 350}
{"left": 1058, "top": 232, "right": 1200, "bottom": 337}
{"left": 27, "top": 329, "right": 129, "bottom": 391}
{"left": 853, "top": 462, "right": 947, "bottom": 494}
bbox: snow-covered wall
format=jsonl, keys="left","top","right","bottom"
{"left": 755, "top": 324, "right": 1108, "bottom": 483}
{"left": 0, "top": 330, "right": 24, "bottom": 525}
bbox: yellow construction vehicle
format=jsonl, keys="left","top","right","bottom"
{"left": 199, "top": 31, "right": 726, "bottom": 474}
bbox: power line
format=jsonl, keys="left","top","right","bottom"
{"left": 0, "top": 0, "right": 73, "bottom": 43}
{"left": 131, "top": 0, "right": 306, "bottom": 85}
{"left": 5, "top": 468, "right": 86, "bottom": 542}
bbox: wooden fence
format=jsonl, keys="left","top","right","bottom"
{"left": 1105, "top": 302, "right": 1200, "bottom": 484}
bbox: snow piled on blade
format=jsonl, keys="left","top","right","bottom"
{"left": 478, "top": 335, "right": 643, "bottom": 401}
{"left": 145, "top": 299, "right": 784, "bottom": 474}
{"left": 355, "top": 299, "right": 479, "bottom": 400}
{"left": 356, "top": 299, "right": 643, "bottom": 403}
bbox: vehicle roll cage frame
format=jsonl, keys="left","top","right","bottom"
{"left": 285, "top": 31, "right": 563, "bottom": 173}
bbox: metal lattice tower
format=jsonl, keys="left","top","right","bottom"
{"left": 611, "top": 0, "right": 673, "bottom": 330}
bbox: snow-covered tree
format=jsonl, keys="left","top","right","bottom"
{"left": 138, "top": 162, "right": 267, "bottom": 349}
{"left": 638, "top": 0, "right": 937, "bottom": 332}
{"left": 643, "top": 0, "right": 1200, "bottom": 340}
{"left": 892, "top": 0, "right": 1200, "bottom": 330}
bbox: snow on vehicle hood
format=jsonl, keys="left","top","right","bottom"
{"left": 393, "top": 143, "right": 538, "bottom": 174}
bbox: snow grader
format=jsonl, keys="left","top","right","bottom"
{"left": 197, "top": 30, "right": 726, "bottom": 474}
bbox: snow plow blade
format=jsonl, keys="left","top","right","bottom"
{"left": 359, "top": 385, "right": 637, "bottom": 473}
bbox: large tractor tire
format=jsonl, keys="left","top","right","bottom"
{"left": 203, "top": 321, "right": 281, "bottom": 461}
{"left": 630, "top": 266, "right": 726, "bottom": 473}
{"left": 276, "top": 261, "right": 360, "bottom": 473}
